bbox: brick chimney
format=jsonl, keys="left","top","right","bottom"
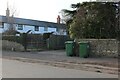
{"left": 6, "top": 8, "right": 10, "bottom": 18}
{"left": 6, "top": 2, "right": 10, "bottom": 18}
{"left": 57, "top": 15, "right": 61, "bottom": 24}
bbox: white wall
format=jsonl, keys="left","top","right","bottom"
{"left": 48, "top": 28, "right": 56, "bottom": 33}
{"left": 0, "top": 23, "right": 66, "bottom": 35}
{"left": 17, "top": 25, "right": 34, "bottom": 33}
{"left": 2, "top": 23, "right": 9, "bottom": 32}
{"left": 0, "top": 23, "right": 3, "bottom": 33}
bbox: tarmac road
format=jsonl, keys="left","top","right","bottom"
{"left": 2, "top": 51, "right": 118, "bottom": 75}
{"left": 2, "top": 59, "right": 118, "bottom": 78}
{"left": 2, "top": 51, "right": 118, "bottom": 65}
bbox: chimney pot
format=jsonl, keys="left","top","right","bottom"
{"left": 57, "top": 15, "right": 61, "bottom": 24}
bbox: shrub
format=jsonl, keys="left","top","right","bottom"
{"left": 2, "top": 35, "right": 21, "bottom": 43}
{"left": 2, "top": 40, "right": 24, "bottom": 51}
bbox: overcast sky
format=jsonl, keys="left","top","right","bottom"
{"left": 0, "top": 0, "right": 92, "bottom": 22}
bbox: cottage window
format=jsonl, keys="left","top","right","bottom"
{"left": 0, "top": 22, "right": 4, "bottom": 28}
{"left": 44, "top": 27, "right": 48, "bottom": 31}
{"left": 35, "top": 26, "right": 39, "bottom": 31}
{"left": 18, "top": 24, "right": 23, "bottom": 30}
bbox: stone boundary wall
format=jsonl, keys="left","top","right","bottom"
{"left": 79, "top": 39, "right": 119, "bottom": 58}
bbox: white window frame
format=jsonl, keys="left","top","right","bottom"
{"left": 18, "top": 24, "right": 23, "bottom": 30}
{"left": 34, "top": 26, "right": 39, "bottom": 31}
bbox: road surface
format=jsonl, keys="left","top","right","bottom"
{"left": 2, "top": 59, "right": 118, "bottom": 78}
{"left": 2, "top": 51, "right": 118, "bottom": 67}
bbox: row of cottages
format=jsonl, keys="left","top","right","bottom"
{"left": 0, "top": 15, "right": 67, "bottom": 35}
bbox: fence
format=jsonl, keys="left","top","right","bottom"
{"left": 2, "top": 34, "right": 70, "bottom": 51}
{"left": 47, "top": 35, "right": 70, "bottom": 50}
{"left": 26, "top": 34, "right": 46, "bottom": 51}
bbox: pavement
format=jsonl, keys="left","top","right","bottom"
{"left": 2, "top": 50, "right": 119, "bottom": 75}
{"left": 2, "top": 58, "right": 118, "bottom": 78}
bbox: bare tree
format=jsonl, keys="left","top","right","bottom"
{"left": 3, "top": 2, "right": 18, "bottom": 35}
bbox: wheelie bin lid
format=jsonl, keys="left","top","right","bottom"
{"left": 78, "top": 41, "right": 89, "bottom": 44}
{"left": 65, "top": 41, "right": 74, "bottom": 44}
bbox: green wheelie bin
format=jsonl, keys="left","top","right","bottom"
{"left": 78, "top": 42, "right": 90, "bottom": 58}
{"left": 65, "top": 41, "right": 74, "bottom": 56}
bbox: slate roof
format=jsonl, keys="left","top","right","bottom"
{"left": 0, "top": 15, "right": 66, "bottom": 29}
